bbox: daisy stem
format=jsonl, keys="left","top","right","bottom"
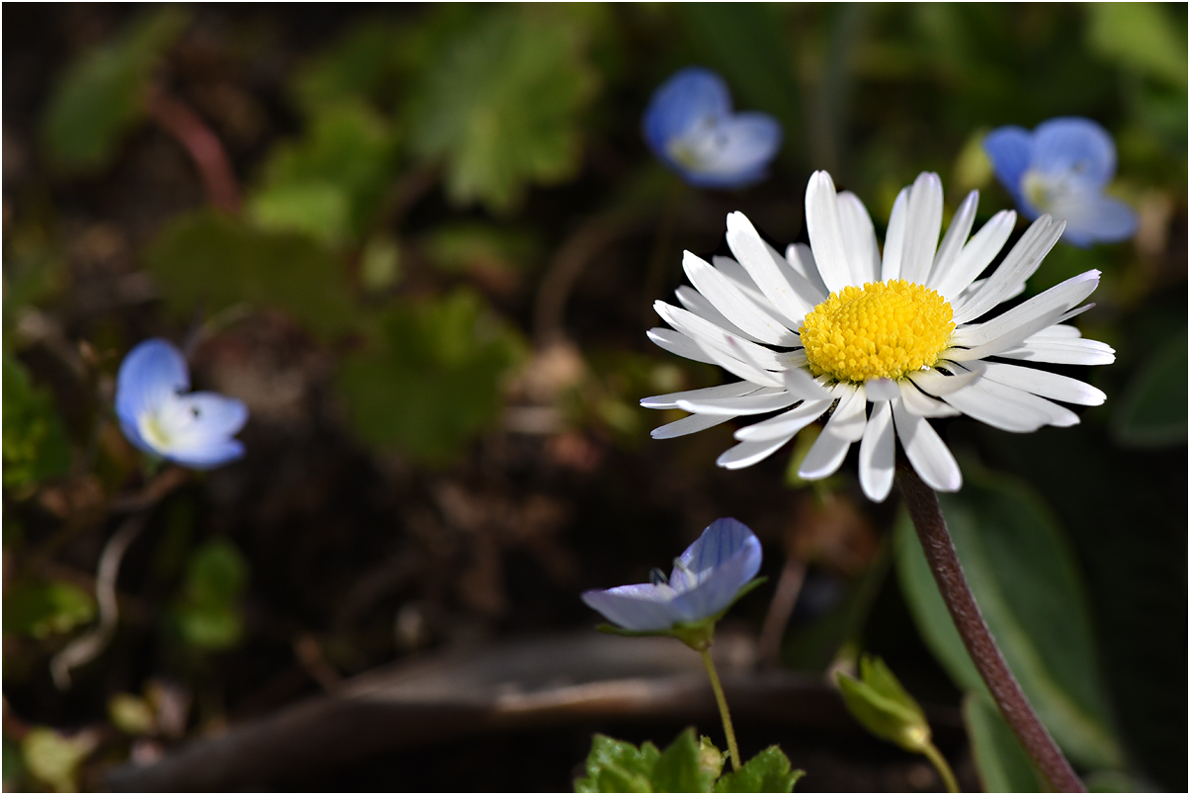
{"left": 699, "top": 648, "right": 741, "bottom": 772}
{"left": 896, "top": 463, "right": 1085, "bottom": 793}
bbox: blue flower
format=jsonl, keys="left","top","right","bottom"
{"left": 116, "top": 339, "right": 248, "bottom": 470}
{"left": 643, "top": 67, "right": 782, "bottom": 189}
{"left": 983, "top": 117, "right": 1137, "bottom": 247}
{"left": 582, "top": 518, "right": 762, "bottom": 634}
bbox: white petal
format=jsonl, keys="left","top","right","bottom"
{"left": 865, "top": 377, "right": 901, "bottom": 402}
{"left": 733, "top": 399, "right": 833, "bottom": 442}
{"left": 675, "top": 285, "right": 762, "bottom": 343}
{"left": 654, "top": 302, "right": 787, "bottom": 376}
{"left": 683, "top": 251, "right": 798, "bottom": 346}
{"left": 837, "top": 191, "right": 882, "bottom": 285}
{"left": 828, "top": 384, "right": 868, "bottom": 442}
{"left": 957, "top": 275, "right": 1026, "bottom": 305}
{"left": 898, "top": 172, "right": 944, "bottom": 285}
{"left": 950, "top": 271, "right": 1100, "bottom": 355}
{"left": 717, "top": 436, "right": 795, "bottom": 469}
{"left": 859, "top": 400, "right": 895, "bottom": 502}
{"left": 646, "top": 327, "right": 718, "bottom": 366}
{"left": 976, "top": 362, "right": 1106, "bottom": 406}
{"left": 881, "top": 187, "right": 911, "bottom": 281}
{"left": 711, "top": 255, "right": 799, "bottom": 327}
{"left": 678, "top": 388, "right": 798, "bottom": 416}
{"left": 784, "top": 242, "right": 829, "bottom": 297}
{"left": 997, "top": 339, "right": 1115, "bottom": 365}
{"left": 1025, "top": 322, "right": 1083, "bottom": 340}
{"left": 651, "top": 412, "right": 735, "bottom": 439}
{"left": 725, "top": 213, "right": 822, "bottom": 322}
{"left": 907, "top": 366, "right": 984, "bottom": 396}
{"left": 641, "top": 381, "right": 761, "bottom": 409}
{"left": 952, "top": 215, "right": 1064, "bottom": 324}
{"left": 891, "top": 399, "right": 962, "bottom": 492}
{"left": 942, "top": 378, "right": 1073, "bottom": 431}
{"left": 805, "top": 171, "right": 853, "bottom": 292}
{"left": 783, "top": 366, "right": 833, "bottom": 401}
{"left": 899, "top": 379, "right": 961, "bottom": 417}
{"left": 797, "top": 421, "right": 852, "bottom": 480}
{"left": 931, "top": 210, "right": 1016, "bottom": 302}
{"left": 929, "top": 190, "right": 978, "bottom": 283}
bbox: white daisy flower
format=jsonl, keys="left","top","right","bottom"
{"left": 641, "top": 171, "right": 1115, "bottom": 502}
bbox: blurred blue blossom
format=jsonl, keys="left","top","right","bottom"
{"left": 643, "top": 67, "right": 782, "bottom": 189}
{"left": 582, "top": 517, "right": 762, "bottom": 633}
{"left": 983, "top": 117, "right": 1137, "bottom": 247}
{"left": 116, "top": 339, "right": 248, "bottom": 470}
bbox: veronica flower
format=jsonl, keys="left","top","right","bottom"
{"left": 116, "top": 339, "right": 248, "bottom": 470}
{"left": 983, "top": 117, "right": 1137, "bottom": 247}
{"left": 641, "top": 171, "right": 1115, "bottom": 502}
{"left": 643, "top": 67, "right": 782, "bottom": 189}
{"left": 582, "top": 518, "right": 762, "bottom": 638}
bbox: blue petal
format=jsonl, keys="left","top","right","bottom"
{"left": 983, "top": 126, "right": 1033, "bottom": 205}
{"left": 1031, "top": 117, "right": 1116, "bottom": 190}
{"left": 581, "top": 584, "right": 683, "bottom": 632}
{"left": 164, "top": 438, "right": 246, "bottom": 470}
{"left": 681, "top": 113, "right": 782, "bottom": 189}
{"left": 670, "top": 519, "right": 762, "bottom": 622}
{"left": 1053, "top": 194, "right": 1138, "bottom": 247}
{"left": 643, "top": 67, "right": 732, "bottom": 160}
{"left": 115, "top": 339, "right": 189, "bottom": 427}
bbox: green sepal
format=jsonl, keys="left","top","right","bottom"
{"left": 836, "top": 654, "right": 931, "bottom": 753}
{"left": 713, "top": 746, "right": 805, "bottom": 793}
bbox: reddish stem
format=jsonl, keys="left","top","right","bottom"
{"left": 146, "top": 90, "right": 241, "bottom": 215}
{"left": 896, "top": 462, "right": 1085, "bottom": 793}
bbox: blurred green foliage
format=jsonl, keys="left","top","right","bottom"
{"left": 40, "top": 6, "right": 189, "bottom": 172}
{"left": 962, "top": 694, "right": 1045, "bottom": 793}
{"left": 1111, "top": 330, "right": 1188, "bottom": 447}
{"left": 171, "top": 539, "right": 248, "bottom": 651}
{"left": 3, "top": 579, "right": 95, "bottom": 639}
{"left": 3, "top": 355, "right": 71, "bottom": 492}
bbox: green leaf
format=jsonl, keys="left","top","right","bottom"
{"left": 714, "top": 746, "right": 804, "bottom": 793}
{"left": 408, "top": 6, "right": 598, "bottom": 213}
{"left": 2, "top": 355, "right": 71, "bottom": 491}
{"left": 420, "top": 222, "right": 538, "bottom": 276}
{"left": 963, "top": 693, "right": 1045, "bottom": 794}
{"left": 173, "top": 539, "right": 248, "bottom": 651}
{"left": 40, "top": 7, "right": 189, "bottom": 172}
{"left": 247, "top": 101, "right": 399, "bottom": 246}
{"left": 2, "top": 579, "right": 95, "bottom": 639}
{"left": 575, "top": 734, "right": 661, "bottom": 793}
{"left": 836, "top": 656, "right": 930, "bottom": 753}
{"left": 894, "top": 463, "right": 1124, "bottom": 769}
{"left": 291, "top": 21, "right": 407, "bottom": 113}
{"left": 337, "top": 289, "right": 525, "bottom": 464}
{"left": 143, "top": 209, "right": 354, "bottom": 338}
{"left": 652, "top": 728, "right": 716, "bottom": 793}
{"left": 1086, "top": 3, "right": 1188, "bottom": 88}
{"left": 1111, "top": 330, "right": 1188, "bottom": 448}
{"left": 20, "top": 728, "right": 96, "bottom": 793}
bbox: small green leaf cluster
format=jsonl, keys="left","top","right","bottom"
{"left": 575, "top": 729, "right": 803, "bottom": 794}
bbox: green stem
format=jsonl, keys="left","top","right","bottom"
{"left": 700, "top": 649, "right": 741, "bottom": 772}
{"left": 921, "top": 741, "right": 959, "bottom": 794}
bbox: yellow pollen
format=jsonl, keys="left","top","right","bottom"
{"left": 799, "top": 280, "right": 955, "bottom": 382}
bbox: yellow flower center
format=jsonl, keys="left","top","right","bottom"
{"left": 799, "top": 280, "right": 955, "bottom": 382}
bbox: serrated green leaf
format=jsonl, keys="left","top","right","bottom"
{"left": 337, "top": 289, "right": 525, "bottom": 464}
{"left": 2, "top": 355, "right": 71, "bottom": 491}
{"left": 963, "top": 693, "right": 1045, "bottom": 793}
{"left": 575, "top": 734, "right": 660, "bottom": 793}
{"left": 713, "top": 746, "right": 804, "bottom": 793}
{"left": 40, "top": 7, "right": 189, "bottom": 172}
{"left": 1086, "top": 3, "right": 1188, "bottom": 88}
{"left": 2, "top": 579, "right": 95, "bottom": 639}
{"left": 1111, "top": 331, "right": 1188, "bottom": 448}
{"left": 894, "top": 463, "right": 1123, "bottom": 769}
{"left": 143, "top": 209, "right": 354, "bottom": 338}
{"left": 652, "top": 728, "right": 715, "bottom": 793}
{"left": 247, "top": 101, "right": 399, "bottom": 246}
{"left": 409, "top": 6, "right": 598, "bottom": 213}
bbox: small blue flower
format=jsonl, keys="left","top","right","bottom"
{"left": 582, "top": 518, "right": 762, "bottom": 634}
{"left": 983, "top": 117, "right": 1137, "bottom": 247}
{"left": 643, "top": 67, "right": 782, "bottom": 189}
{"left": 116, "top": 339, "right": 248, "bottom": 470}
